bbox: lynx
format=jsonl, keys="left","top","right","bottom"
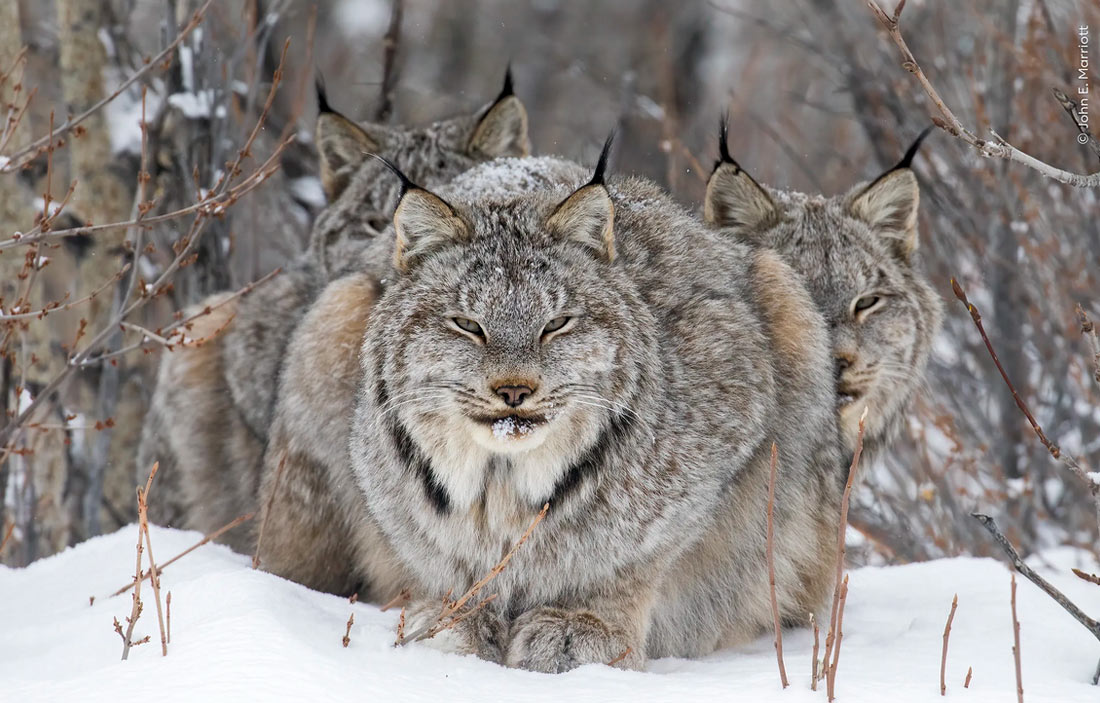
{"left": 323, "top": 145, "right": 843, "bottom": 671}
{"left": 137, "top": 73, "right": 531, "bottom": 546}
{"left": 702, "top": 123, "right": 943, "bottom": 458}
{"left": 646, "top": 126, "right": 943, "bottom": 657}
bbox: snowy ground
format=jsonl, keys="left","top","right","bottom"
{"left": 2, "top": 526, "right": 1098, "bottom": 703}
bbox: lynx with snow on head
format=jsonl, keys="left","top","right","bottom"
{"left": 137, "top": 73, "right": 530, "bottom": 549}
{"left": 348, "top": 144, "right": 841, "bottom": 671}
{"left": 704, "top": 124, "right": 943, "bottom": 457}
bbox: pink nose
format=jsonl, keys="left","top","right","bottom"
{"left": 494, "top": 385, "right": 534, "bottom": 408}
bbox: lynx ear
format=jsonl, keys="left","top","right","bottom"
{"left": 849, "top": 126, "right": 932, "bottom": 259}
{"left": 316, "top": 79, "right": 381, "bottom": 201}
{"left": 469, "top": 68, "right": 530, "bottom": 159}
{"left": 390, "top": 169, "right": 469, "bottom": 272}
{"left": 547, "top": 136, "right": 615, "bottom": 262}
{"left": 704, "top": 119, "right": 777, "bottom": 232}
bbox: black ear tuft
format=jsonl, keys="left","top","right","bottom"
{"left": 717, "top": 113, "right": 732, "bottom": 167}
{"left": 497, "top": 64, "right": 515, "bottom": 102}
{"left": 894, "top": 124, "right": 935, "bottom": 170}
{"left": 316, "top": 73, "right": 334, "bottom": 115}
{"left": 369, "top": 153, "right": 418, "bottom": 197}
{"left": 588, "top": 132, "right": 615, "bottom": 187}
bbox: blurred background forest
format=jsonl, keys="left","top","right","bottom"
{"left": 1, "top": 0, "right": 1098, "bottom": 567}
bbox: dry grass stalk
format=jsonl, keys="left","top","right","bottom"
{"left": 399, "top": 503, "right": 549, "bottom": 645}
{"left": 342, "top": 613, "right": 354, "bottom": 648}
{"left": 381, "top": 588, "right": 410, "bottom": 612}
{"left": 826, "top": 574, "right": 850, "bottom": 702}
{"left": 964, "top": 666, "right": 973, "bottom": 688}
{"left": 941, "top": 594, "right": 958, "bottom": 696}
{"left": 607, "top": 647, "right": 633, "bottom": 667}
{"left": 810, "top": 612, "right": 820, "bottom": 690}
{"left": 253, "top": 454, "right": 288, "bottom": 570}
{"left": 136, "top": 463, "right": 168, "bottom": 656}
{"left": 110, "top": 512, "right": 254, "bottom": 597}
{"left": 765, "top": 442, "right": 789, "bottom": 688}
{"left": 822, "top": 408, "right": 868, "bottom": 687}
{"left": 1011, "top": 574, "right": 1024, "bottom": 703}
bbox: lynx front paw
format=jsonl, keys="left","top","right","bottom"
{"left": 505, "top": 607, "right": 642, "bottom": 673}
{"left": 402, "top": 600, "right": 507, "bottom": 664}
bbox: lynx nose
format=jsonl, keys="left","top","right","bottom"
{"left": 834, "top": 356, "right": 852, "bottom": 380}
{"left": 494, "top": 384, "right": 534, "bottom": 408}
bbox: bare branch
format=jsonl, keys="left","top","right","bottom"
{"left": 952, "top": 279, "right": 1100, "bottom": 532}
{"left": 0, "top": 0, "right": 214, "bottom": 172}
{"left": 865, "top": 1, "right": 1100, "bottom": 187}
{"left": 972, "top": 513, "right": 1100, "bottom": 646}
{"left": 375, "top": 0, "right": 404, "bottom": 122}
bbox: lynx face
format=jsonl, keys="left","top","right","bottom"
{"left": 705, "top": 129, "right": 943, "bottom": 452}
{"left": 310, "top": 72, "right": 530, "bottom": 275}
{"left": 363, "top": 161, "right": 653, "bottom": 511}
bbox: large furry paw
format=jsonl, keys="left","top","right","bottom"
{"left": 505, "top": 607, "right": 642, "bottom": 673}
{"left": 402, "top": 599, "right": 507, "bottom": 664}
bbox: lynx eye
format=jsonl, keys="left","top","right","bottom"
{"left": 540, "top": 316, "right": 572, "bottom": 339}
{"left": 451, "top": 316, "right": 485, "bottom": 338}
{"left": 852, "top": 295, "right": 883, "bottom": 316}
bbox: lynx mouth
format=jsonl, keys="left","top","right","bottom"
{"left": 836, "top": 385, "right": 864, "bottom": 408}
{"left": 471, "top": 414, "right": 548, "bottom": 440}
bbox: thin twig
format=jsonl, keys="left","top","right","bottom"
{"left": 972, "top": 513, "right": 1100, "bottom": 642}
{"left": 137, "top": 464, "right": 167, "bottom": 656}
{"left": 608, "top": 646, "right": 634, "bottom": 667}
{"left": 399, "top": 503, "right": 549, "bottom": 645}
{"left": 381, "top": 588, "right": 411, "bottom": 612}
{"left": 1052, "top": 88, "right": 1100, "bottom": 165}
{"left": 827, "top": 574, "right": 850, "bottom": 702}
{"left": 1072, "top": 569, "right": 1100, "bottom": 586}
{"left": 0, "top": 520, "right": 13, "bottom": 555}
{"left": 865, "top": 0, "right": 1100, "bottom": 187}
{"left": 1011, "top": 574, "right": 1024, "bottom": 703}
{"left": 342, "top": 613, "right": 354, "bottom": 648}
{"left": 253, "top": 454, "right": 288, "bottom": 569}
{"left": 822, "top": 408, "right": 868, "bottom": 682}
{"left": 964, "top": 666, "right": 973, "bottom": 688}
{"left": 166, "top": 591, "right": 171, "bottom": 644}
{"left": 120, "top": 497, "right": 146, "bottom": 660}
{"left": 1078, "top": 304, "right": 1100, "bottom": 391}
{"left": 941, "top": 594, "right": 958, "bottom": 696}
{"left": 374, "top": 0, "right": 404, "bottom": 122}
{"left": 810, "top": 612, "right": 820, "bottom": 690}
{"left": 395, "top": 606, "right": 406, "bottom": 646}
{"left": 110, "top": 512, "right": 254, "bottom": 597}
{"left": 766, "top": 442, "right": 789, "bottom": 688}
